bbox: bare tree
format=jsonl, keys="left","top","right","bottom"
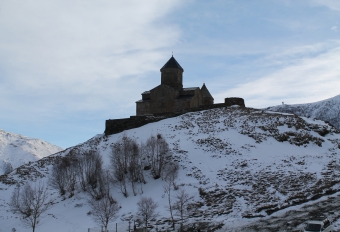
{"left": 145, "top": 135, "right": 156, "bottom": 170}
{"left": 9, "top": 182, "right": 52, "bottom": 232}
{"left": 76, "top": 150, "right": 91, "bottom": 192}
{"left": 163, "top": 181, "right": 175, "bottom": 228}
{"left": 49, "top": 156, "right": 77, "bottom": 197}
{"left": 163, "top": 162, "right": 179, "bottom": 228}
{"left": 49, "top": 158, "right": 67, "bottom": 196}
{"left": 49, "top": 151, "right": 106, "bottom": 199}
{"left": 145, "top": 134, "right": 171, "bottom": 179}
{"left": 83, "top": 151, "right": 106, "bottom": 200}
{"left": 127, "top": 142, "right": 140, "bottom": 196}
{"left": 163, "top": 161, "right": 179, "bottom": 188}
{"left": 111, "top": 139, "right": 129, "bottom": 196}
{"left": 88, "top": 195, "right": 120, "bottom": 232}
{"left": 173, "top": 188, "right": 194, "bottom": 230}
{"left": 136, "top": 197, "right": 158, "bottom": 229}
{"left": 111, "top": 135, "right": 145, "bottom": 197}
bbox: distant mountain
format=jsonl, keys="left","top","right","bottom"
{"left": 265, "top": 94, "right": 340, "bottom": 130}
{"left": 0, "top": 129, "right": 63, "bottom": 175}
{"left": 0, "top": 107, "right": 340, "bottom": 231}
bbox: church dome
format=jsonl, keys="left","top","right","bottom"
{"left": 160, "top": 56, "right": 184, "bottom": 71}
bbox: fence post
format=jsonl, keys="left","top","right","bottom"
{"left": 88, "top": 228, "right": 90, "bottom": 232}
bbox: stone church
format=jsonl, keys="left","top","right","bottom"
{"left": 136, "top": 56, "right": 214, "bottom": 116}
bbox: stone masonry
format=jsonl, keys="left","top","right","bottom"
{"left": 136, "top": 56, "right": 214, "bottom": 116}
{"left": 104, "top": 56, "right": 245, "bottom": 136}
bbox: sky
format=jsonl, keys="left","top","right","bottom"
{"left": 1, "top": 0, "right": 340, "bottom": 149}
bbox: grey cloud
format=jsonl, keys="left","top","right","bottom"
{"left": 0, "top": 0, "right": 181, "bottom": 117}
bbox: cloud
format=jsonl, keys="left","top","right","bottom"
{"left": 310, "top": 0, "right": 340, "bottom": 11}
{"left": 0, "top": 0, "right": 181, "bottom": 119}
{"left": 331, "top": 26, "right": 338, "bottom": 31}
{"left": 215, "top": 41, "right": 340, "bottom": 108}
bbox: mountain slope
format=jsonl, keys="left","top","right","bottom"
{"left": 0, "top": 129, "right": 63, "bottom": 175}
{"left": 0, "top": 107, "right": 340, "bottom": 231}
{"left": 265, "top": 94, "right": 340, "bottom": 130}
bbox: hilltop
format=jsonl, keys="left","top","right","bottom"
{"left": 0, "top": 129, "right": 63, "bottom": 175}
{"left": 266, "top": 94, "right": 340, "bottom": 130}
{"left": 0, "top": 106, "right": 340, "bottom": 231}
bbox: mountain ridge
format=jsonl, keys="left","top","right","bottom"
{"left": 0, "top": 129, "right": 63, "bottom": 175}
{"left": 265, "top": 94, "right": 340, "bottom": 130}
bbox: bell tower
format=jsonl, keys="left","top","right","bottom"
{"left": 160, "top": 55, "right": 184, "bottom": 90}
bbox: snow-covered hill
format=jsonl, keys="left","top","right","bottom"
{"left": 1, "top": 107, "right": 340, "bottom": 231}
{"left": 0, "top": 129, "right": 63, "bottom": 175}
{"left": 265, "top": 94, "right": 340, "bottom": 130}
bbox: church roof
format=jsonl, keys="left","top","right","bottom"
{"left": 182, "top": 87, "right": 199, "bottom": 91}
{"left": 201, "top": 83, "right": 214, "bottom": 99}
{"left": 160, "top": 56, "right": 184, "bottom": 71}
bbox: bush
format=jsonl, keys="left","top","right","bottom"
{"left": 198, "top": 187, "right": 207, "bottom": 197}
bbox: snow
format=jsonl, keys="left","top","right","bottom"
{"left": 266, "top": 94, "right": 340, "bottom": 130}
{"left": 0, "top": 129, "right": 63, "bottom": 175}
{"left": 0, "top": 107, "right": 340, "bottom": 231}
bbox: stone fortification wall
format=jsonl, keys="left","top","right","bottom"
{"left": 225, "top": 97, "right": 245, "bottom": 107}
{"left": 105, "top": 99, "right": 245, "bottom": 136}
{"left": 105, "top": 115, "right": 166, "bottom": 136}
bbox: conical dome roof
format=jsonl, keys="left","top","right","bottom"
{"left": 160, "top": 56, "right": 184, "bottom": 71}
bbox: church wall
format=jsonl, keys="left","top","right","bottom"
{"left": 136, "top": 101, "right": 151, "bottom": 116}
{"left": 202, "top": 97, "right": 214, "bottom": 105}
{"left": 149, "top": 85, "right": 179, "bottom": 114}
{"left": 174, "top": 98, "right": 191, "bottom": 111}
{"left": 190, "top": 89, "right": 202, "bottom": 108}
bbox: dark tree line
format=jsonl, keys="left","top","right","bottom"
{"left": 49, "top": 149, "right": 120, "bottom": 231}
{"left": 110, "top": 133, "right": 175, "bottom": 197}
{"left": 49, "top": 154, "right": 77, "bottom": 197}
{"left": 110, "top": 135, "right": 145, "bottom": 197}
{"left": 49, "top": 150, "right": 109, "bottom": 200}
{"left": 49, "top": 133, "right": 175, "bottom": 200}
{"left": 47, "top": 133, "right": 193, "bottom": 231}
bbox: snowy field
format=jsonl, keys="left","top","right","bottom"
{"left": 1, "top": 107, "right": 340, "bottom": 231}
